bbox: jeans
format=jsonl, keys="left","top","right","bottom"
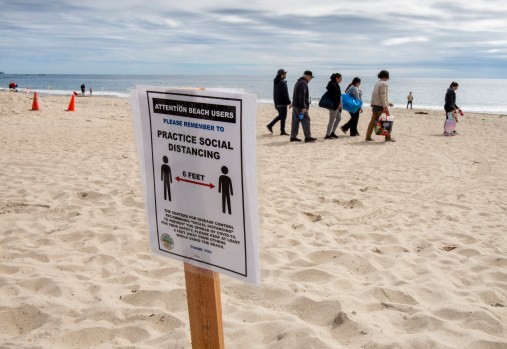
{"left": 268, "top": 106, "right": 288, "bottom": 133}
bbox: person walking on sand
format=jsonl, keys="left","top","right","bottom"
{"left": 407, "top": 91, "right": 414, "bottom": 109}
{"left": 290, "top": 70, "right": 317, "bottom": 143}
{"left": 365, "top": 70, "right": 395, "bottom": 142}
{"left": 444, "top": 82, "right": 462, "bottom": 135}
{"left": 341, "top": 77, "right": 363, "bottom": 137}
{"left": 81, "top": 83, "right": 86, "bottom": 97}
{"left": 324, "top": 73, "right": 343, "bottom": 140}
{"left": 267, "top": 69, "right": 291, "bottom": 136}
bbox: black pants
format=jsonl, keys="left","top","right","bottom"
{"left": 268, "top": 106, "right": 288, "bottom": 134}
{"left": 341, "top": 111, "right": 360, "bottom": 136}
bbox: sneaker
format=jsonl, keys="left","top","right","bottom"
{"left": 305, "top": 137, "right": 317, "bottom": 143}
{"left": 280, "top": 131, "right": 289, "bottom": 136}
{"left": 385, "top": 138, "right": 396, "bottom": 142}
{"left": 290, "top": 137, "right": 301, "bottom": 142}
{"left": 340, "top": 126, "right": 347, "bottom": 134}
{"left": 324, "top": 135, "right": 332, "bottom": 139}
{"left": 266, "top": 125, "right": 273, "bottom": 134}
{"left": 330, "top": 132, "right": 339, "bottom": 139}
{"left": 452, "top": 130, "right": 459, "bottom": 135}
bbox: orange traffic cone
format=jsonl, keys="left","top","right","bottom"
{"left": 67, "top": 94, "right": 75, "bottom": 111}
{"left": 31, "top": 92, "right": 40, "bottom": 111}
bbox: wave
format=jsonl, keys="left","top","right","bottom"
{"left": 0, "top": 87, "right": 129, "bottom": 99}
{"left": 256, "top": 99, "right": 506, "bottom": 115}
{"left": 2, "top": 87, "right": 505, "bottom": 115}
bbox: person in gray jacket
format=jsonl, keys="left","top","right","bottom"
{"left": 290, "top": 70, "right": 317, "bottom": 143}
{"left": 341, "top": 77, "right": 363, "bottom": 137}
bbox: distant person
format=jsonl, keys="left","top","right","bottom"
{"left": 407, "top": 92, "right": 414, "bottom": 109}
{"left": 81, "top": 83, "right": 86, "bottom": 96}
{"left": 8, "top": 82, "right": 18, "bottom": 92}
{"left": 341, "top": 77, "right": 363, "bottom": 137}
{"left": 365, "top": 70, "right": 395, "bottom": 142}
{"left": 267, "top": 69, "right": 291, "bottom": 136}
{"left": 89, "top": 87, "right": 93, "bottom": 96}
{"left": 324, "top": 73, "right": 342, "bottom": 140}
{"left": 444, "top": 82, "right": 462, "bottom": 134}
{"left": 290, "top": 70, "right": 317, "bottom": 143}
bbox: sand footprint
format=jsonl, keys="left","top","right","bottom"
{"left": 54, "top": 326, "right": 150, "bottom": 347}
{"left": 303, "top": 212, "right": 322, "bottom": 222}
{"left": 0, "top": 304, "right": 49, "bottom": 338}
{"left": 288, "top": 268, "right": 333, "bottom": 283}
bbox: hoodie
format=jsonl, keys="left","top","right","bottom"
{"left": 326, "top": 80, "right": 341, "bottom": 107}
{"left": 273, "top": 76, "right": 291, "bottom": 107}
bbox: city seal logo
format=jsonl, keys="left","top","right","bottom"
{"left": 161, "top": 233, "right": 174, "bottom": 250}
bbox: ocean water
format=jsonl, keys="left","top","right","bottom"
{"left": 1, "top": 74, "right": 506, "bottom": 114}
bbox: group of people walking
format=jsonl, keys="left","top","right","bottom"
{"left": 266, "top": 69, "right": 395, "bottom": 142}
{"left": 267, "top": 69, "right": 463, "bottom": 142}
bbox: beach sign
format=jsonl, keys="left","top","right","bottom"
{"left": 131, "top": 86, "right": 259, "bottom": 283}
{"left": 130, "top": 86, "right": 259, "bottom": 348}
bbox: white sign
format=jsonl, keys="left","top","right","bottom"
{"left": 131, "top": 86, "right": 259, "bottom": 284}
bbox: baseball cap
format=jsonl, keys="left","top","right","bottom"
{"left": 304, "top": 70, "right": 315, "bottom": 78}
{"left": 277, "top": 69, "right": 287, "bottom": 75}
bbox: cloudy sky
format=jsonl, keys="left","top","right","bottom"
{"left": 1, "top": 0, "right": 506, "bottom": 77}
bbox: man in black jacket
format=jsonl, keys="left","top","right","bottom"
{"left": 267, "top": 69, "right": 292, "bottom": 135}
{"left": 290, "top": 70, "right": 316, "bottom": 143}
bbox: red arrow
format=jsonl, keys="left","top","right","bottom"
{"left": 176, "top": 176, "right": 215, "bottom": 189}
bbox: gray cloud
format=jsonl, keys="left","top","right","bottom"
{"left": 0, "top": 0, "right": 506, "bottom": 77}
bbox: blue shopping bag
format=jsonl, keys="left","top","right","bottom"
{"left": 341, "top": 93, "right": 362, "bottom": 113}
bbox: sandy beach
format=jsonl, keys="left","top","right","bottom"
{"left": 1, "top": 91, "right": 506, "bottom": 348}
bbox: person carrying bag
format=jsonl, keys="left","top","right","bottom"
{"left": 340, "top": 77, "right": 363, "bottom": 137}
{"left": 321, "top": 73, "right": 343, "bottom": 139}
{"left": 365, "top": 70, "right": 395, "bottom": 142}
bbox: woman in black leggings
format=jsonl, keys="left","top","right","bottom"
{"left": 340, "top": 77, "right": 363, "bottom": 137}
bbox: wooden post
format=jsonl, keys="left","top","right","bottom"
{"left": 184, "top": 262, "right": 225, "bottom": 349}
